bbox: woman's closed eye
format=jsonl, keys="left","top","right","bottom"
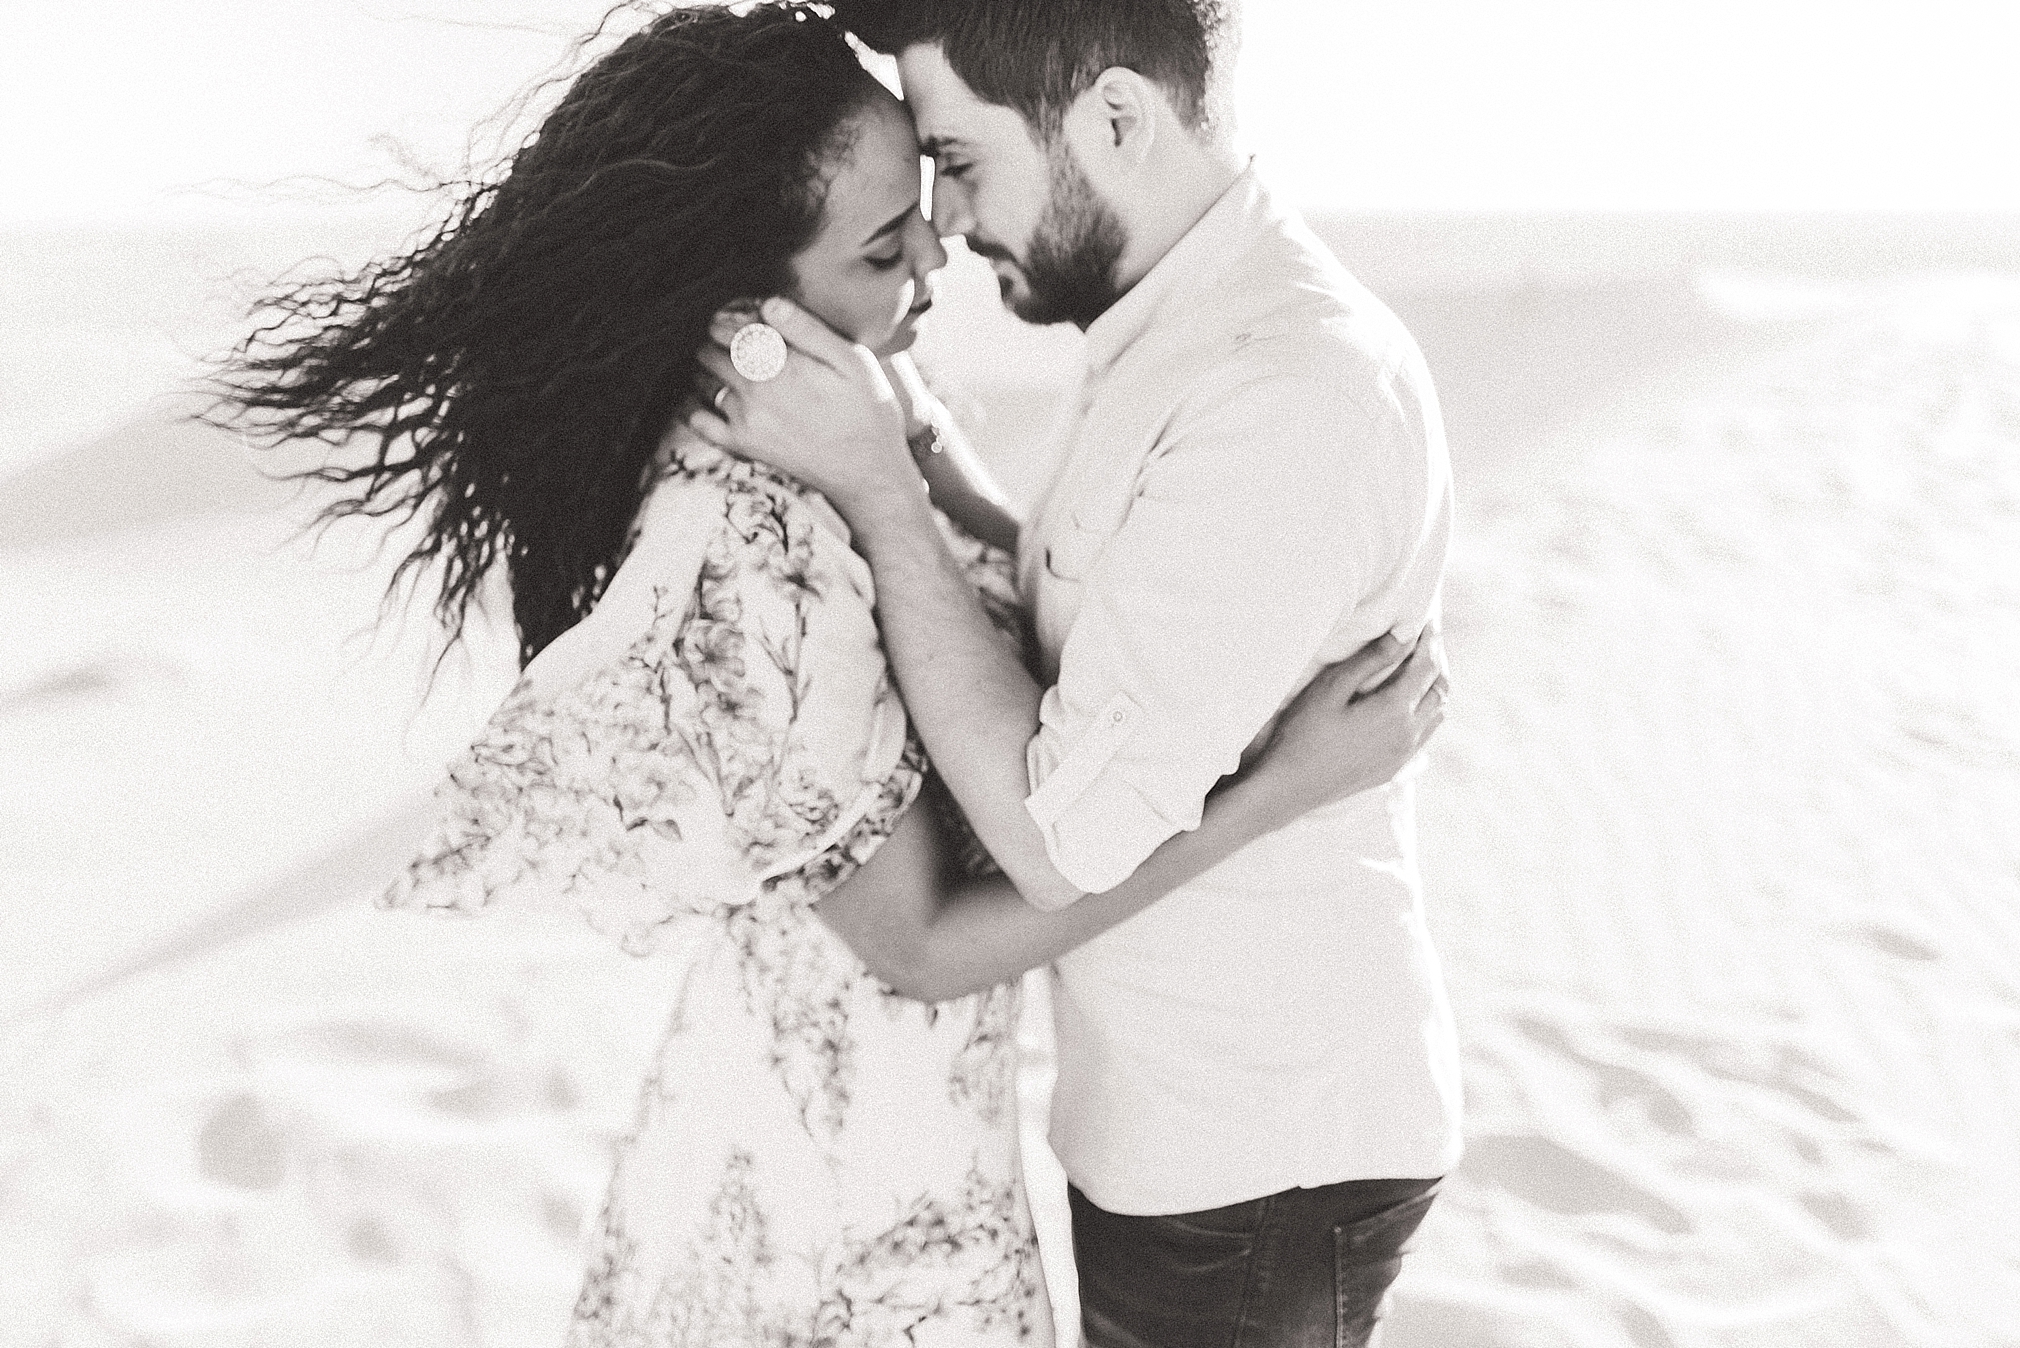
{"left": 865, "top": 250, "right": 904, "bottom": 271}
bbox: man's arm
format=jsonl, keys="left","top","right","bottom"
{"left": 819, "top": 767, "right": 1268, "bottom": 1002}
{"left": 819, "top": 633, "right": 1446, "bottom": 1002}
{"left": 1008, "top": 368, "right": 1392, "bottom": 895}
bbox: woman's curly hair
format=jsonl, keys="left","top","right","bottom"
{"left": 211, "top": 2, "right": 879, "bottom": 666}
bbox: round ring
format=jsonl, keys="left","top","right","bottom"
{"left": 729, "top": 322, "right": 788, "bottom": 382}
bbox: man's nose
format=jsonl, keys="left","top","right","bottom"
{"left": 929, "top": 176, "right": 975, "bottom": 239}
{"left": 917, "top": 228, "right": 950, "bottom": 280}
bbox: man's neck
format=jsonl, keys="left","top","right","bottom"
{"left": 1107, "top": 143, "right": 1247, "bottom": 300}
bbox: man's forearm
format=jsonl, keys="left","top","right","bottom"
{"left": 850, "top": 486, "right": 1081, "bottom": 911}
{"left": 889, "top": 768, "right": 1298, "bottom": 1001}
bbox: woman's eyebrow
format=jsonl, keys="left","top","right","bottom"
{"left": 862, "top": 202, "right": 916, "bottom": 247}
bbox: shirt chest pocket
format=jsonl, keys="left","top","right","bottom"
{"left": 1040, "top": 460, "right": 1143, "bottom": 585}
{"left": 1042, "top": 515, "right": 1107, "bottom": 584}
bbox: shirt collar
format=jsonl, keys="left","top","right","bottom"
{"left": 1081, "top": 160, "right": 1267, "bottom": 378}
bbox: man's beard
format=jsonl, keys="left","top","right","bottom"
{"left": 1007, "top": 141, "right": 1127, "bottom": 329}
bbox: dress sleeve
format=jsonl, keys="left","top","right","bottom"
{"left": 383, "top": 469, "right": 926, "bottom": 955}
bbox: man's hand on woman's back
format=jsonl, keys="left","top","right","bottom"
{"left": 1242, "top": 629, "right": 1449, "bottom": 819}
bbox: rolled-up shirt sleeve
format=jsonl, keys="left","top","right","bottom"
{"left": 1022, "top": 371, "right": 1403, "bottom": 897}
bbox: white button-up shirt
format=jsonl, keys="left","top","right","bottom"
{"left": 1017, "top": 166, "right": 1464, "bottom": 1215}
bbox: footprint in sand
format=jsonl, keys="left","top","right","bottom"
{"left": 1796, "top": 1189, "right": 1872, "bottom": 1242}
{"left": 1546, "top": 1016, "right": 1924, "bottom": 1260}
{"left": 282, "top": 1020, "right": 491, "bottom": 1073}
{"left": 1846, "top": 918, "right": 1944, "bottom": 964}
{"left": 241, "top": 1020, "right": 507, "bottom": 1137}
{"left": 252, "top": 1019, "right": 578, "bottom": 1127}
{"left": 1463, "top": 1134, "right": 1692, "bottom": 1235}
{"left": 196, "top": 1093, "right": 289, "bottom": 1190}
{"left": 1613, "top": 1025, "right": 1867, "bottom": 1129}
{"left": 345, "top": 1213, "right": 401, "bottom": 1263}
{"left": 541, "top": 1188, "right": 585, "bottom": 1241}
{"left": 1498, "top": 1013, "right": 1909, "bottom": 1253}
{"left": 1513, "top": 1015, "right": 1695, "bottom": 1136}
{"left": 251, "top": 1019, "right": 492, "bottom": 1096}
{"left": 428, "top": 1076, "right": 513, "bottom": 1119}
{"left": 0, "top": 654, "right": 185, "bottom": 715}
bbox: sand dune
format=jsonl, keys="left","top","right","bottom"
{"left": 4, "top": 241, "right": 2018, "bottom": 1345}
{"left": 1390, "top": 273, "right": 2020, "bottom": 1345}
{"left": 0, "top": 402, "right": 304, "bottom": 549}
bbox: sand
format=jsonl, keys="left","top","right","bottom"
{"left": 3, "top": 224, "right": 2018, "bottom": 1346}
{"left": 1387, "top": 272, "right": 2020, "bottom": 1345}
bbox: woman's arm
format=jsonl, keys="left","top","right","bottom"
{"left": 882, "top": 353, "right": 1023, "bottom": 554}
{"left": 820, "top": 762, "right": 1310, "bottom": 1002}
{"left": 912, "top": 426, "right": 1023, "bottom": 555}
{"left": 818, "top": 632, "right": 1447, "bottom": 1002}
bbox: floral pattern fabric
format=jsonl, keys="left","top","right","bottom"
{"left": 385, "top": 445, "right": 1049, "bottom": 1347}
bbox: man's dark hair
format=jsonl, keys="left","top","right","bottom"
{"left": 835, "top": 0, "right": 1236, "bottom": 137}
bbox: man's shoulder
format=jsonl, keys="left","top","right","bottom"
{"left": 1131, "top": 211, "right": 1425, "bottom": 420}
{"left": 1231, "top": 226, "right": 1427, "bottom": 397}
{"left": 1169, "top": 276, "right": 1437, "bottom": 471}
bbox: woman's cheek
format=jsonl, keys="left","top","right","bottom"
{"left": 858, "top": 281, "right": 906, "bottom": 349}
{"left": 825, "top": 294, "right": 874, "bottom": 348}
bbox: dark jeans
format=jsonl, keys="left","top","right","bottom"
{"left": 1069, "top": 1176, "right": 1440, "bottom": 1348}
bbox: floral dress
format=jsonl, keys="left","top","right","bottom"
{"left": 384, "top": 443, "right": 1050, "bottom": 1347}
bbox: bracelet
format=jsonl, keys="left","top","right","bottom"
{"left": 907, "top": 422, "right": 947, "bottom": 462}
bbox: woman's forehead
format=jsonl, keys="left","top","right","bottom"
{"left": 853, "top": 83, "right": 923, "bottom": 164}
{"left": 819, "top": 92, "right": 923, "bottom": 239}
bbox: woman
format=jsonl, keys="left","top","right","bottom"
{"left": 215, "top": 5, "right": 1445, "bottom": 1344}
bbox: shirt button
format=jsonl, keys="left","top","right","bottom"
{"left": 1110, "top": 708, "right": 1128, "bottom": 724}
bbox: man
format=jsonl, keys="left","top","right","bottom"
{"left": 688, "top": 2, "right": 1462, "bottom": 1343}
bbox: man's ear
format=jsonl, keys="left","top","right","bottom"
{"left": 1088, "top": 66, "right": 1158, "bottom": 161}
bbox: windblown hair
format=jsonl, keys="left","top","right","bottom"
{"left": 833, "top": 0, "right": 1236, "bottom": 137}
{"left": 211, "top": 3, "right": 878, "bottom": 667}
